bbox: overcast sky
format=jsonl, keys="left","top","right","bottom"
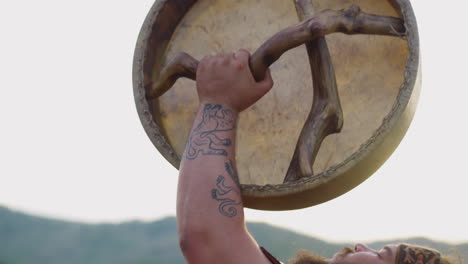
{"left": 0, "top": 0, "right": 467, "bottom": 244}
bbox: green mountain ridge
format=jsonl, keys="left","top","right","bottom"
{"left": 0, "top": 206, "right": 465, "bottom": 264}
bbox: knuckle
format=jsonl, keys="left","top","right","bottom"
{"left": 234, "top": 61, "right": 245, "bottom": 70}
{"left": 200, "top": 56, "right": 211, "bottom": 65}
{"left": 221, "top": 57, "right": 230, "bottom": 65}
{"left": 238, "top": 48, "right": 250, "bottom": 57}
{"left": 238, "top": 48, "right": 249, "bottom": 54}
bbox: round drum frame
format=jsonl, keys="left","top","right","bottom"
{"left": 133, "top": 0, "right": 420, "bottom": 210}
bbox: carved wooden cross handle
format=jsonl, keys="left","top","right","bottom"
{"left": 148, "top": 3, "right": 406, "bottom": 183}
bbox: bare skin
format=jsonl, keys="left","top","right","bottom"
{"left": 330, "top": 244, "right": 397, "bottom": 264}
{"left": 176, "top": 49, "right": 399, "bottom": 264}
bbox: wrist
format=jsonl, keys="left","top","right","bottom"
{"left": 199, "top": 101, "right": 240, "bottom": 116}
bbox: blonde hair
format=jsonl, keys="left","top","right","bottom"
{"left": 441, "top": 254, "right": 463, "bottom": 264}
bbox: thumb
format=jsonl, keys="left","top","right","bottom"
{"left": 255, "top": 69, "right": 274, "bottom": 95}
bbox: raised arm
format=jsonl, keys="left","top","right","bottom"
{"left": 177, "top": 49, "right": 274, "bottom": 264}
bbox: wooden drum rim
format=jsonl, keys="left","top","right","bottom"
{"left": 133, "top": 0, "right": 420, "bottom": 210}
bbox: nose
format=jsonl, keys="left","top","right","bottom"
{"left": 355, "top": 243, "right": 373, "bottom": 252}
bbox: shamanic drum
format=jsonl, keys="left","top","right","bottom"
{"left": 133, "top": 0, "right": 420, "bottom": 210}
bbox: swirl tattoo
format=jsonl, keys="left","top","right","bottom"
{"left": 211, "top": 160, "right": 242, "bottom": 217}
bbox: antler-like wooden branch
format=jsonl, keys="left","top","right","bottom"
{"left": 147, "top": 5, "right": 405, "bottom": 99}
{"left": 284, "top": 0, "right": 343, "bottom": 183}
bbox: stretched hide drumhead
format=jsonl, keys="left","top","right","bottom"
{"left": 133, "top": 0, "right": 420, "bottom": 210}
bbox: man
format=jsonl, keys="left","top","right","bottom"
{"left": 176, "top": 49, "right": 453, "bottom": 264}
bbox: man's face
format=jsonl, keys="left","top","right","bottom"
{"left": 330, "top": 244, "right": 398, "bottom": 264}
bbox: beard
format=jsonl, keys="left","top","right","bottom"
{"left": 288, "top": 249, "right": 329, "bottom": 264}
{"left": 288, "top": 247, "right": 355, "bottom": 264}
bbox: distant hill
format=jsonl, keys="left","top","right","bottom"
{"left": 0, "top": 206, "right": 465, "bottom": 264}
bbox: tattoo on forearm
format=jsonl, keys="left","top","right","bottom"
{"left": 211, "top": 160, "right": 242, "bottom": 217}
{"left": 185, "top": 104, "right": 235, "bottom": 160}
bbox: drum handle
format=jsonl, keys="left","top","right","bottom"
{"left": 283, "top": 0, "right": 343, "bottom": 182}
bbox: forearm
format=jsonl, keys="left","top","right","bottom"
{"left": 177, "top": 103, "right": 245, "bottom": 244}
{"left": 175, "top": 49, "right": 273, "bottom": 264}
